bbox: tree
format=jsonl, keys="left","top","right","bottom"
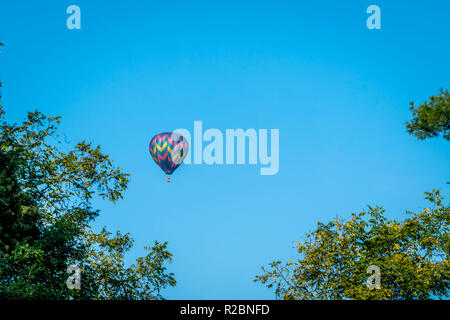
{"left": 406, "top": 89, "right": 450, "bottom": 141}
{"left": 0, "top": 148, "right": 67, "bottom": 298}
{"left": 255, "top": 190, "right": 450, "bottom": 300}
{"left": 79, "top": 230, "right": 175, "bottom": 300}
{"left": 0, "top": 105, "right": 175, "bottom": 299}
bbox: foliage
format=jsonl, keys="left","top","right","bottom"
{"left": 0, "top": 106, "right": 175, "bottom": 299}
{"left": 406, "top": 89, "right": 450, "bottom": 141}
{"left": 0, "top": 148, "right": 80, "bottom": 299}
{"left": 78, "top": 229, "right": 175, "bottom": 300}
{"left": 255, "top": 190, "right": 450, "bottom": 300}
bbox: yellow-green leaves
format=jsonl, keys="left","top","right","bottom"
{"left": 255, "top": 190, "right": 450, "bottom": 300}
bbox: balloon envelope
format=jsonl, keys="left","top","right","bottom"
{"left": 149, "top": 132, "right": 189, "bottom": 175}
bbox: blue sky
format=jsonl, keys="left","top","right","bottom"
{"left": 1, "top": 0, "right": 449, "bottom": 299}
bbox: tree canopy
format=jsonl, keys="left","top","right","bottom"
{"left": 255, "top": 191, "right": 450, "bottom": 300}
{"left": 406, "top": 89, "right": 450, "bottom": 141}
{"left": 0, "top": 106, "right": 175, "bottom": 299}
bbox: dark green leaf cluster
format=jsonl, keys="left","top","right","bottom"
{"left": 406, "top": 89, "right": 450, "bottom": 141}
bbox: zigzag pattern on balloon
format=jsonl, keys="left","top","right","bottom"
{"left": 149, "top": 132, "right": 189, "bottom": 175}
{"left": 150, "top": 134, "right": 174, "bottom": 163}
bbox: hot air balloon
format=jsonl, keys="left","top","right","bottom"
{"left": 149, "top": 132, "right": 189, "bottom": 182}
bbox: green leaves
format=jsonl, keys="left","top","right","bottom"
{"left": 78, "top": 229, "right": 176, "bottom": 300}
{"left": 255, "top": 191, "right": 450, "bottom": 300}
{"left": 406, "top": 89, "right": 450, "bottom": 141}
{"left": 0, "top": 107, "right": 175, "bottom": 300}
{"left": 0, "top": 109, "right": 130, "bottom": 221}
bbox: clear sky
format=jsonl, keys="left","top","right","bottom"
{"left": 1, "top": 0, "right": 449, "bottom": 299}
